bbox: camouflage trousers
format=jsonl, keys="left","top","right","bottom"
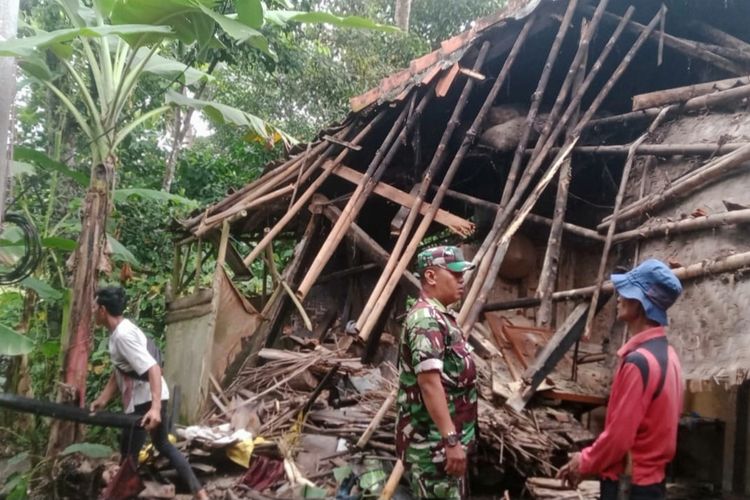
{"left": 404, "top": 442, "right": 469, "bottom": 499}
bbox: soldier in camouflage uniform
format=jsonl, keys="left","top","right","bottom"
{"left": 396, "top": 246, "right": 478, "bottom": 499}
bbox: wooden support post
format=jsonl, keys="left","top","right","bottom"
{"left": 215, "top": 220, "right": 230, "bottom": 269}
{"left": 297, "top": 90, "right": 432, "bottom": 300}
{"left": 598, "top": 142, "right": 750, "bottom": 231}
{"left": 353, "top": 41, "right": 492, "bottom": 336}
{"left": 241, "top": 113, "right": 385, "bottom": 268}
{"left": 357, "top": 20, "right": 535, "bottom": 342}
{"left": 461, "top": 4, "right": 653, "bottom": 332}
{"left": 537, "top": 20, "right": 588, "bottom": 328}
{"left": 589, "top": 5, "right": 746, "bottom": 75}
{"left": 584, "top": 107, "right": 673, "bottom": 339}
{"left": 313, "top": 196, "right": 420, "bottom": 294}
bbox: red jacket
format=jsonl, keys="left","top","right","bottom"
{"left": 579, "top": 326, "right": 683, "bottom": 485}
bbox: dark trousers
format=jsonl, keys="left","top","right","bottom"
{"left": 600, "top": 479, "right": 666, "bottom": 500}
{"left": 120, "top": 401, "right": 202, "bottom": 494}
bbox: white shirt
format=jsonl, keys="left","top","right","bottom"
{"left": 109, "top": 319, "right": 169, "bottom": 413}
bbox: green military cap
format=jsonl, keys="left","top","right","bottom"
{"left": 416, "top": 245, "right": 475, "bottom": 274}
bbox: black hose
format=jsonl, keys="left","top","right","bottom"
{"left": 0, "top": 212, "right": 42, "bottom": 284}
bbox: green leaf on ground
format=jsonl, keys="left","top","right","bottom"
{"left": 61, "top": 443, "right": 113, "bottom": 459}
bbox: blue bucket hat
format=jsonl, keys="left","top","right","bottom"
{"left": 610, "top": 258, "right": 683, "bottom": 326}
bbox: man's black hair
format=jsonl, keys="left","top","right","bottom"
{"left": 95, "top": 285, "right": 127, "bottom": 316}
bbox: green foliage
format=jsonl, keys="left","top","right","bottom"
{"left": 61, "top": 442, "right": 113, "bottom": 458}
{"left": 0, "top": 324, "right": 34, "bottom": 356}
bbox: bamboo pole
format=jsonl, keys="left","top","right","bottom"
{"left": 438, "top": 187, "right": 605, "bottom": 242}
{"left": 379, "top": 460, "right": 404, "bottom": 500}
{"left": 484, "top": 250, "right": 750, "bottom": 311}
{"left": 631, "top": 75, "right": 750, "bottom": 111}
{"left": 463, "top": 0, "right": 629, "bottom": 316}
{"left": 242, "top": 112, "right": 388, "bottom": 267}
{"left": 354, "top": 41, "right": 491, "bottom": 331}
{"left": 459, "top": 7, "right": 666, "bottom": 332}
{"left": 598, "top": 142, "right": 750, "bottom": 231}
{"left": 536, "top": 22, "right": 588, "bottom": 328}
{"left": 613, "top": 208, "right": 750, "bottom": 243}
{"left": 182, "top": 140, "right": 330, "bottom": 230}
{"left": 357, "top": 18, "right": 536, "bottom": 342}
{"left": 590, "top": 82, "right": 750, "bottom": 128}
{"left": 589, "top": 5, "right": 745, "bottom": 75}
{"left": 356, "top": 388, "right": 396, "bottom": 449}
{"left": 689, "top": 21, "right": 750, "bottom": 54}
{"left": 471, "top": 0, "right": 618, "bottom": 271}
{"left": 545, "top": 142, "right": 744, "bottom": 156}
{"left": 500, "top": 0, "right": 579, "bottom": 208}
{"left": 583, "top": 107, "right": 673, "bottom": 339}
{"left": 297, "top": 90, "right": 431, "bottom": 300}
{"left": 194, "top": 184, "right": 294, "bottom": 237}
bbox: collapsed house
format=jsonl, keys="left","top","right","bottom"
{"left": 165, "top": 0, "right": 750, "bottom": 496}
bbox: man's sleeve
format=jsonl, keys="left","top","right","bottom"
{"left": 113, "top": 331, "right": 157, "bottom": 376}
{"left": 407, "top": 312, "right": 446, "bottom": 374}
{"left": 579, "top": 355, "right": 651, "bottom": 476}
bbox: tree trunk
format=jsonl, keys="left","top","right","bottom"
{"left": 47, "top": 159, "right": 113, "bottom": 457}
{"left": 395, "top": 0, "right": 412, "bottom": 32}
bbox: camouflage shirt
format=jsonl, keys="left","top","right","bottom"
{"left": 396, "top": 294, "right": 478, "bottom": 475}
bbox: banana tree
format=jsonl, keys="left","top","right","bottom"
{"left": 0, "top": 0, "right": 394, "bottom": 454}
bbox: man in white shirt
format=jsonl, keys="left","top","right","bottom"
{"left": 90, "top": 286, "right": 208, "bottom": 500}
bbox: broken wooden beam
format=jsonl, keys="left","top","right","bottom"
{"left": 599, "top": 142, "right": 750, "bottom": 231}
{"left": 312, "top": 196, "right": 421, "bottom": 293}
{"left": 242, "top": 113, "right": 386, "bottom": 269}
{"left": 439, "top": 187, "right": 605, "bottom": 242}
{"left": 506, "top": 297, "right": 608, "bottom": 412}
{"left": 613, "top": 208, "right": 750, "bottom": 243}
{"left": 327, "top": 162, "right": 474, "bottom": 237}
{"left": 298, "top": 91, "right": 430, "bottom": 300}
{"left": 590, "top": 5, "right": 746, "bottom": 76}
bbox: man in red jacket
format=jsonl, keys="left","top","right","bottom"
{"left": 557, "top": 259, "right": 683, "bottom": 499}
